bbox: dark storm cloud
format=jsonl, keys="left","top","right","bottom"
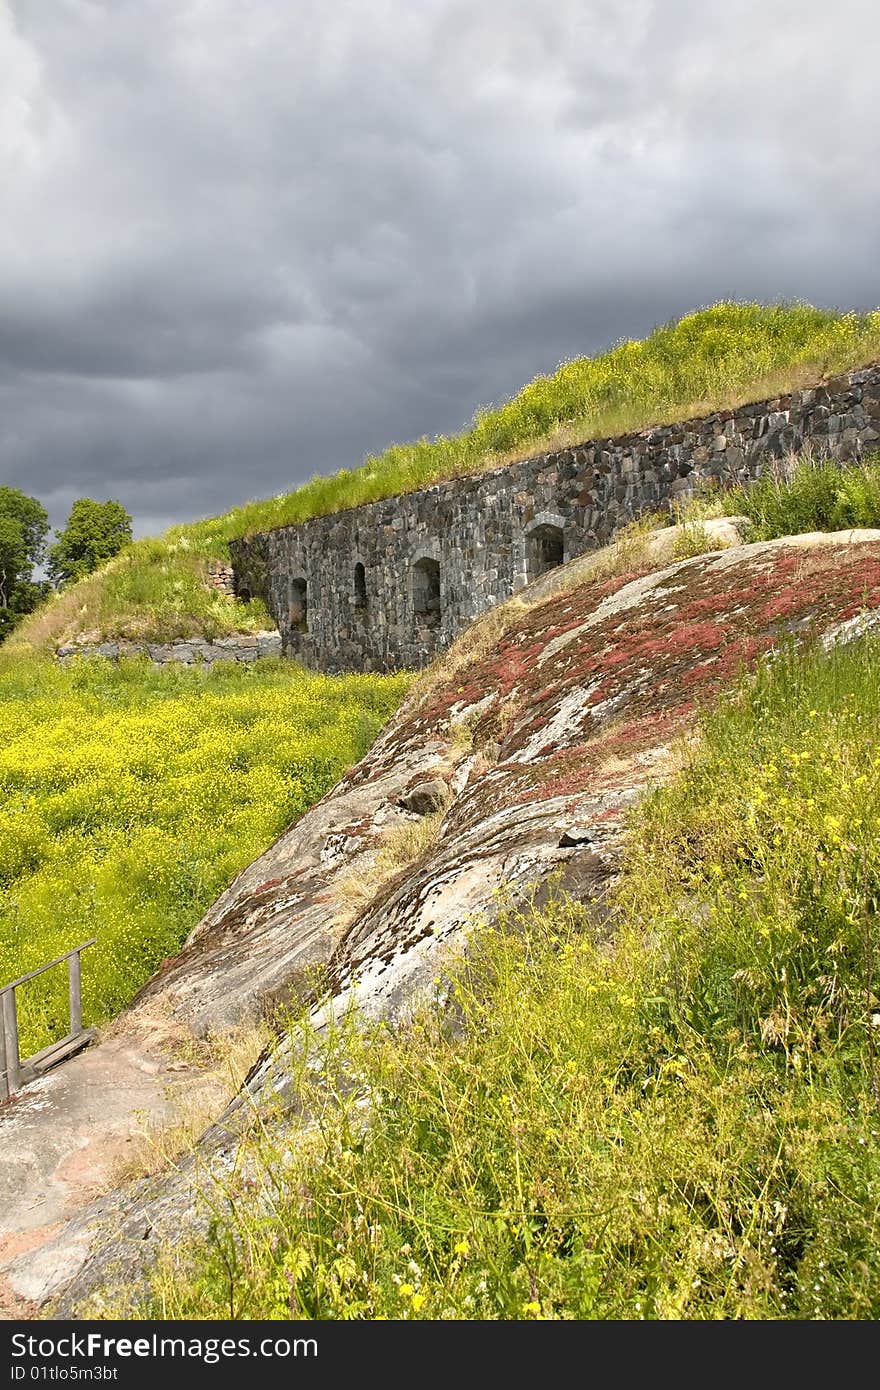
{"left": 1, "top": 0, "right": 878, "bottom": 536}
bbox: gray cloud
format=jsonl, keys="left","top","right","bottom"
{"left": 1, "top": 0, "right": 878, "bottom": 537}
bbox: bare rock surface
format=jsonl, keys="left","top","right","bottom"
{"left": 6, "top": 527, "right": 880, "bottom": 1314}
{"left": 0, "top": 1022, "right": 224, "bottom": 1317}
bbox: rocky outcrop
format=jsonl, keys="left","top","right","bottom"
{"left": 7, "top": 525, "right": 880, "bottom": 1313}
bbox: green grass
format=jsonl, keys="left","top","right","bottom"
{"left": 141, "top": 635, "right": 880, "bottom": 1321}
{"left": 11, "top": 301, "right": 880, "bottom": 653}
{"left": 0, "top": 652, "right": 411, "bottom": 1056}
{"left": 722, "top": 456, "right": 880, "bottom": 540}
{"left": 9, "top": 537, "right": 274, "bottom": 655}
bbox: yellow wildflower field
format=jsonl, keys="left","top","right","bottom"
{"left": 0, "top": 654, "right": 410, "bottom": 1055}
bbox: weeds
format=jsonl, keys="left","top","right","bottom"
{"left": 336, "top": 808, "right": 449, "bottom": 920}
{"left": 108, "top": 1016, "right": 273, "bottom": 1187}
{"left": 669, "top": 505, "right": 723, "bottom": 560}
{"left": 723, "top": 455, "right": 880, "bottom": 540}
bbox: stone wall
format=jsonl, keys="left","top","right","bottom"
{"left": 56, "top": 632, "right": 282, "bottom": 666}
{"left": 230, "top": 364, "right": 880, "bottom": 673}
{"left": 205, "top": 560, "right": 236, "bottom": 596}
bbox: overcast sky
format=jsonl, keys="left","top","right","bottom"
{"left": 1, "top": 0, "right": 878, "bottom": 538}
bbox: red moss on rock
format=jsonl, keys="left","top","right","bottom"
{"left": 405, "top": 543, "right": 880, "bottom": 827}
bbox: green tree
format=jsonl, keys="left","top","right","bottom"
{"left": 0, "top": 515, "right": 27, "bottom": 612}
{"left": 0, "top": 488, "right": 50, "bottom": 641}
{"left": 48, "top": 498, "right": 133, "bottom": 586}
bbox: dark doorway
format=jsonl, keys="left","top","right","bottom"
{"left": 354, "top": 562, "right": 367, "bottom": 609}
{"left": 412, "top": 557, "right": 441, "bottom": 624}
{"left": 289, "top": 577, "right": 308, "bottom": 632}
{"left": 526, "top": 523, "right": 564, "bottom": 581}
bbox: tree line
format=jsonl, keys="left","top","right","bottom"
{"left": 0, "top": 489, "right": 133, "bottom": 642}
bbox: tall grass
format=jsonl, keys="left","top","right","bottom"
{"left": 141, "top": 636, "right": 880, "bottom": 1320}
{"left": 723, "top": 455, "right": 880, "bottom": 539}
{"left": 0, "top": 653, "right": 411, "bottom": 1055}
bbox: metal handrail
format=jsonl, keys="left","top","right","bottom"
{"left": 1, "top": 938, "right": 97, "bottom": 1101}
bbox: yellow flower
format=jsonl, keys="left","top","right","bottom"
{"left": 453, "top": 1239, "right": 470, "bottom": 1257}
{"left": 400, "top": 1283, "right": 414, "bottom": 1298}
{"left": 411, "top": 1292, "right": 426, "bottom": 1312}
{"left": 522, "top": 1301, "right": 542, "bottom": 1317}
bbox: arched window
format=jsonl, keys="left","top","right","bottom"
{"left": 526, "top": 523, "right": 564, "bottom": 581}
{"left": 412, "top": 557, "right": 441, "bottom": 625}
{"left": 289, "top": 576, "right": 308, "bottom": 632}
{"left": 237, "top": 586, "right": 251, "bottom": 603}
{"left": 354, "top": 562, "right": 367, "bottom": 608}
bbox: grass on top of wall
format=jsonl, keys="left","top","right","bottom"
{"left": 180, "top": 300, "right": 880, "bottom": 550}
{"left": 0, "top": 651, "right": 411, "bottom": 1056}
{"left": 136, "top": 634, "right": 880, "bottom": 1322}
{"left": 10, "top": 301, "right": 880, "bottom": 652}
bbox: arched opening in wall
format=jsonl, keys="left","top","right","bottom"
{"left": 289, "top": 577, "right": 308, "bottom": 633}
{"left": 353, "top": 562, "right": 367, "bottom": 610}
{"left": 525, "top": 523, "right": 564, "bottom": 582}
{"left": 237, "top": 586, "right": 252, "bottom": 603}
{"left": 412, "top": 557, "right": 441, "bottom": 626}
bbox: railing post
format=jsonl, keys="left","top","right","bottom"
{"left": 68, "top": 950, "right": 82, "bottom": 1037}
{"left": 0, "top": 995, "right": 8, "bottom": 1102}
{"left": 2, "top": 988, "right": 21, "bottom": 1096}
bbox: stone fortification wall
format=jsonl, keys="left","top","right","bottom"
{"left": 229, "top": 364, "right": 880, "bottom": 672}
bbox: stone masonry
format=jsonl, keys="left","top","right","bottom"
{"left": 56, "top": 632, "right": 282, "bottom": 666}
{"left": 205, "top": 560, "right": 236, "bottom": 596}
{"left": 230, "top": 364, "right": 880, "bottom": 673}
